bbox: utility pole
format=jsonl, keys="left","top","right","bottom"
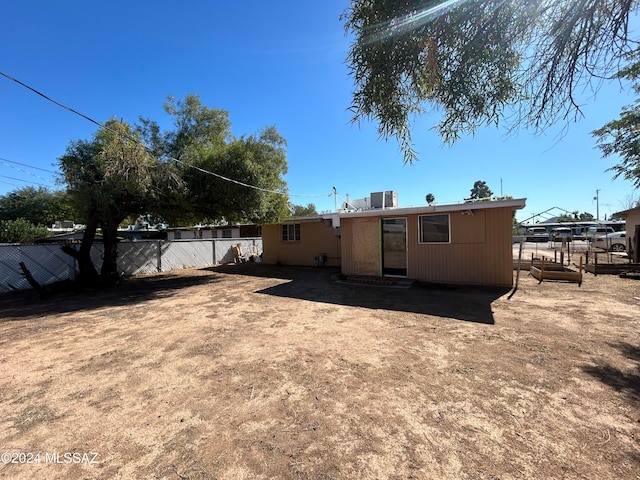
{"left": 332, "top": 186, "right": 337, "bottom": 212}
{"left": 594, "top": 189, "right": 600, "bottom": 220}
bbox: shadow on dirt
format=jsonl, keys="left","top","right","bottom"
{"left": 582, "top": 342, "right": 640, "bottom": 401}
{"left": 0, "top": 272, "right": 221, "bottom": 321}
{"left": 211, "top": 263, "right": 508, "bottom": 324}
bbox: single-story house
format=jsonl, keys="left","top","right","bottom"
{"left": 262, "top": 198, "right": 526, "bottom": 287}
{"left": 612, "top": 206, "right": 640, "bottom": 262}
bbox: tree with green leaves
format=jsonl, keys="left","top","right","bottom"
{"left": 0, "top": 186, "right": 75, "bottom": 226}
{"left": 468, "top": 181, "right": 493, "bottom": 201}
{"left": 592, "top": 49, "right": 640, "bottom": 189}
{"left": 0, "top": 218, "right": 50, "bottom": 243}
{"left": 139, "top": 95, "right": 289, "bottom": 226}
{"left": 342, "top": 0, "right": 636, "bottom": 163}
{"left": 59, "top": 119, "right": 159, "bottom": 282}
{"left": 290, "top": 203, "right": 318, "bottom": 217}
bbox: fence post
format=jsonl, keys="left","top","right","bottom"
{"left": 212, "top": 239, "right": 217, "bottom": 265}
{"left": 157, "top": 241, "right": 162, "bottom": 272}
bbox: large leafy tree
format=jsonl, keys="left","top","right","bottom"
{"left": 593, "top": 49, "right": 640, "bottom": 189}
{"left": 0, "top": 186, "right": 75, "bottom": 226}
{"left": 343, "top": 0, "right": 637, "bottom": 162}
{"left": 139, "top": 95, "right": 289, "bottom": 226}
{"left": 59, "top": 119, "right": 159, "bottom": 282}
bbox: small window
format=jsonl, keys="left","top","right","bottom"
{"left": 174, "top": 231, "right": 182, "bottom": 240}
{"left": 222, "top": 229, "right": 232, "bottom": 238}
{"left": 282, "top": 223, "right": 301, "bottom": 241}
{"left": 419, "top": 214, "right": 450, "bottom": 243}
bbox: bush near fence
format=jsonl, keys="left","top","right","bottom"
{"left": 0, "top": 238, "right": 262, "bottom": 293}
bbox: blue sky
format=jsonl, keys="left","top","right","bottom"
{"left": 1, "top": 1, "right": 638, "bottom": 224}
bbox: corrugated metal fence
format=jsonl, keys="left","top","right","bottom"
{"left": 0, "top": 238, "right": 262, "bottom": 293}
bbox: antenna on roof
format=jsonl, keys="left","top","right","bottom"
{"left": 332, "top": 186, "right": 337, "bottom": 212}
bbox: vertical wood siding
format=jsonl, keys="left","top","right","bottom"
{"left": 342, "top": 207, "right": 515, "bottom": 286}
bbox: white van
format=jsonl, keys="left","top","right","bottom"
{"left": 585, "top": 226, "right": 615, "bottom": 241}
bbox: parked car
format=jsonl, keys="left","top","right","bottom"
{"left": 525, "top": 227, "right": 549, "bottom": 242}
{"left": 550, "top": 227, "right": 573, "bottom": 242}
{"left": 585, "top": 225, "right": 615, "bottom": 241}
{"left": 592, "top": 231, "right": 627, "bottom": 252}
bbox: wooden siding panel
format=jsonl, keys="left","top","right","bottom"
{"left": 351, "top": 217, "right": 380, "bottom": 275}
{"left": 341, "top": 217, "right": 380, "bottom": 276}
{"left": 407, "top": 208, "right": 514, "bottom": 286}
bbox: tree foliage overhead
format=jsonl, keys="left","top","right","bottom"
{"left": 342, "top": 0, "right": 637, "bottom": 162}
{"left": 592, "top": 48, "right": 640, "bottom": 189}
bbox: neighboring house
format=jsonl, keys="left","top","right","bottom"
{"left": 166, "top": 224, "right": 261, "bottom": 241}
{"left": 262, "top": 198, "right": 526, "bottom": 287}
{"left": 262, "top": 215, "right": 341, "bottom": 267}
{"left": 612, "top": 206, "right": 640, "bottom": 262}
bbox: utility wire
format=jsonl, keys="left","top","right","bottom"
{"left": 0, "top": 156, "right": 57, "bottom": 174}
{"left": 0, "top": 174, "right": 55, "bottom": 188}
{"left": 0, "top": 70, "right": 332, "bottom": 198}
{"left": 0, "top": 159, "right": 55, "bottom": 184}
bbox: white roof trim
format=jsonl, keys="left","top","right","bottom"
{"left": 337, "top": 198, "right": 526, "bottom": 218}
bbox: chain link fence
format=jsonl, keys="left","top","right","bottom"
{"left": 0, "top": 238, "right": 262, "bottom": 293}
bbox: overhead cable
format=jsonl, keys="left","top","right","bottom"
{"left": 0, "top": 70, "right": 331, "bottom": 198}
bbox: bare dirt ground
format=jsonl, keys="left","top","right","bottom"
{"left": 1, "top": 260, "right": 639, "bottom": 479}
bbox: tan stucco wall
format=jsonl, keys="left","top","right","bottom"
{"left": 262, "top": 220, "right": 341, "bottom": 267}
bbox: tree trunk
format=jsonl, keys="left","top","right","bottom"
{"left": 100, "top": 213, "right": 122, "bottom": 282}
{"left": 62, "top": 214, "right": 100, "bottom": 283}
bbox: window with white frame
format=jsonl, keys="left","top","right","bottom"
{"left": 419, "top": 214, "right": 450, "bottom": 243}
{"left": 282, "top": 223, "right": 301, "bottom": 241}
{"left": 222, "top": 229, "right": 232, "bottom": 238}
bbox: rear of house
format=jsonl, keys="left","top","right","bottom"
{"left": 262, "top": 215, "right": 341, "bottom": 267}
{"left": 340, "top": 199, "right": 525, "bottom": 287}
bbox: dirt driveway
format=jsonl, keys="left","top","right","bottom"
{"left": 1, "top": 264, "right": 639, "bottom": 479}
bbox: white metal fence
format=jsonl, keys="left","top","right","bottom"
{"left": 0, "top": 238, "right": 262, "bottom": 293}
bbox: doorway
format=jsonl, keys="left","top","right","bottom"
{"left": 381, "top": 218, "right": 407, "bottom": 276}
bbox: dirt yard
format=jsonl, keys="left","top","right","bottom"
{"left": 1, "top": 262, "right": 639, "bottom": 479}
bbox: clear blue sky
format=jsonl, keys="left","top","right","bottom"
{"left": 1, "top": 1, "right": 638, "bottom": 224}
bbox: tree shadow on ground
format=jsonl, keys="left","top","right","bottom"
{"left": 210, "top": 263, "right": 508, "bottom": 324}
{"left": 582, "top": 342, "right": 640, "bottom": 402}
{"left": 0, "top": 272, "right": 221, "bottom": 321}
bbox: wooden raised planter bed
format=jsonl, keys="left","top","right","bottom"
{"left": 530, "top": 258, "right": 583, "bottom": 286}
{"left": 585, "top": 263, "right": 640, "bottom": 275}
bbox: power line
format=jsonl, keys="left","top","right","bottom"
{"left": 0, "top": 156, "right": 57, "bottom": 174}
{"left": 0, "top": 174, "right": 56, "bottom": 188}
{"left": 0, "top": 159, "right": 55, "bottom": 184}
{"left": 0, "top": 70, "right": 331, "bottom": 198}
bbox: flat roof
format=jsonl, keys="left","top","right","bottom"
{"left": 336, "top": 198, "right": 526, "bottom": 219}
